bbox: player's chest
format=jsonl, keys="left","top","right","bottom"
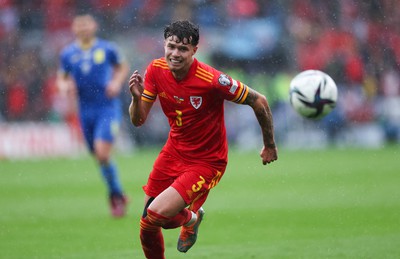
{"left": 70, "top": 48, "right": 107, "bottom": 74}
{"left": 157, "top": 81, "right": 214, "bottom": 112}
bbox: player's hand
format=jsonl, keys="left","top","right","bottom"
{"left": 129, "top": 70, "right": 144, "bottom": 99}
{"left": 260, "top": 145, "right": 278, "bottom": 165}
{"left": 57, "top": 77, "right": 76, "bottom": 97}
{"left": 106, "top": 80, "right": 121, "bottom": 98}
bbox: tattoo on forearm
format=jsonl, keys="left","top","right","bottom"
{"left": 245, "top": 89, "right": 275, "bottom": 147}
{"left": 256, "top": 105, "right": 275, "bottom": 147}
{"left": 243, "top": 89, "right": 257, "bottom": 106}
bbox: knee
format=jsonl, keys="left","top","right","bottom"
{"left": 93, "top": 142, "right": 112, "bottom": 164}
{"left": 146, "top": 208, "right": 169, "bottom": 228}
{"left": 94, "top": 151, "right": 109, "bottom": 165}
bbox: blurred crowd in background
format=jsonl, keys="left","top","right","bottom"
{"left": 1, "top": 0, "right": 400, "bottom": 148}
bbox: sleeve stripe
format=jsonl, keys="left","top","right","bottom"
{"left": 231, "top": 83, "right": 249, "bottom": 104}
{"left": 195, "top": 73, "right": 213, "bottom": 83}
{"left": 153, "top": 59, "right": 167, "bottom": 66}
{"left": 196, "top": 67, "right": 214, "bottom": 79}
{"left": 195, "top": 67, "right": 214, "bottom": 82}
{"left": 153, "top": 59, "right": 169, "bottom": 69}
{"left": 236, "top": 85, "right": 249, "bottom": 104}
{"left": 153, "top": 63, "right": 169, "bottom": 69}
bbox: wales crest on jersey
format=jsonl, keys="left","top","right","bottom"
{"left": 190, "top": 96, "right": 202, "bottom": 109}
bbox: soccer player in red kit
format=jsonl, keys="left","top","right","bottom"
{"left": 128, "top": 20, "right": 278, "bottom": 259}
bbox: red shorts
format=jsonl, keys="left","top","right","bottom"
{"left": 143, "top": 149, "right": 226, "bottom": 212}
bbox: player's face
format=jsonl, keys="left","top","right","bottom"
{"left": 164, "top": 36, "right": 197, "bottom": 77}
{"left": 72, "top": 15, "right": 97, "bottom": 42}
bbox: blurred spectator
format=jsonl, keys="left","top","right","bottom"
{"left": 4, "top": 76, "right": 27, "bottom": 121}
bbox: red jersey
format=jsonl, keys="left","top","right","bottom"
{"left": 142, "top": 58, "right": 249, "bottom": 166}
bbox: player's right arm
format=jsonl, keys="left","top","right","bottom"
{"left": 56, "top": 70, "right": 76, "bottom": 97}
{"left": 128, "top": 70, "right": 153, "bottom": 127}
{"left": 57, "top": 50, "right": 77, "bottom": 97}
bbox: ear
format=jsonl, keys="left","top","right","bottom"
{"left": 193, "top": 46, "right": 198, "bottom": 55}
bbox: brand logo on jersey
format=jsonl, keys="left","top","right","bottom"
{"left": 159, "top": 92, "right": 168, "bottom": 99}
{"left": 190, "top": 96, "right": 202, "bottom": 109}
{"left": 218, "top": 74, "right": 231, "bottom": 86}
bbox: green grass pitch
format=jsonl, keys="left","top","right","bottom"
{"left": 1, "top": 146, "right": 400, "bottom": 258}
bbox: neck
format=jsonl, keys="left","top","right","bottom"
{"left": 172, "top": 69, "right": 189, "bottom": 81}
{"left": 78, "top": 38, "right": 95, "bottom": 49}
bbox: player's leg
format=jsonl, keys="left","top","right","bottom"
{"left": 139, "top": 152, "right": 198, "bottom": 258}
{"left": 140, "top": 195, "right": 166, "bottom": 259}
{"left": 173, "top": 164, "right": 225, "bottom": 253}
{"left": 94, "top": 140, "right": 123, "bottom": 195}
{"left": 140, "top": 189, "right": 196, "bottom": 259}
{"left": 147, "top": 186, "right": 194, "bottom": 227}
{"left": 142, "top": 163, "right": 221, "bottom": 254}
{"left": 143, "top": 153, "right": 200, "bottom": 226}
{"left": 94, "top": 114, "right": 127, "bottom": 217}
{"left": 94, "top": 139, "right": 127, "bottom": 217}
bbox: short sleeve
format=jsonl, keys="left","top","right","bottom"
{"left": 141, "top": 62, "right": 158, "bottom": 103}
{"left": 107, "top": 42, "right": 124, "bottom": 66}
{"left": 214, "top": 73, "right": 249, "bottom": 104}
{"left": 59, "top": 49, "right": 70, "bottom": 75}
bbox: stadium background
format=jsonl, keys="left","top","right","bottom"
{"left": 1, "top": 1, "right": 400, "bottom": 258}
{"left": 1, "top": 0, "right": 400, "bottom": 158}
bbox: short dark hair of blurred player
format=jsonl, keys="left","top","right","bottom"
{"left": 128, "top": 20, "right": 278, "bottom": 258}
{"left": 57, "top": 13, "right": 130, "bottom": 217}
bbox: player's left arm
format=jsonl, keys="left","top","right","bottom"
{"left": 243, "top": 88, "right": 278, "bottom": 165}
{"left": 106, "top": 60, "right": 130, "bottom": 98}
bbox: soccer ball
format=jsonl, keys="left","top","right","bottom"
{"left": 289, "top": 70, "right": 338, "bottom": 119}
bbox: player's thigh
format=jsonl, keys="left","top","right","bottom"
{"left": 94, "top": 112, "right": 121, "bottom": 144}
{"left": 79, "top": 116, "right": 95, "bottom": 152}
{"left": 143, "top": 150, "right": 181, "bottom": 198}
{"left": 148, "top": 187, "right": 187, "bottom": 217}
{"left": 93, "top": 113, "right": 120, "bottom": 161}
{"left": 172, "top": 164, "right": 226, "bottom": 212}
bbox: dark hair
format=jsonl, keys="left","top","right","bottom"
{"left": 164, "top": 20, "right": 199, "bottom": 46}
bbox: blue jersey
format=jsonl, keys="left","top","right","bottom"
{"left": 59, "top": 38, "right": 124, "bottom": 149}
{"left": 59, "top": 38, "right": 123, "bottom": 112}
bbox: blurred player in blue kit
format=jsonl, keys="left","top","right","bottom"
{"left": 57, "top": 13, "right": 130, "bottom": 217}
